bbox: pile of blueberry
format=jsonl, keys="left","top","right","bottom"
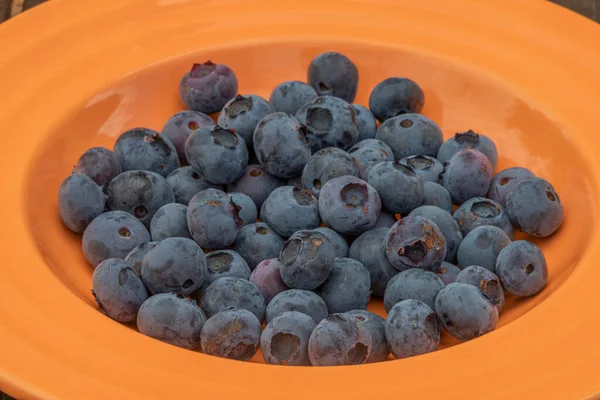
{"left": 58, "top": 51, "right": 564, "bottom": 366}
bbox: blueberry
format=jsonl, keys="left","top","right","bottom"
{"left": 373, "top": 211, "right": 397, "bottom": 229}
{"left": 58, "top": 174, "right": 105, "bottom": 234}
{"left": 420, "top": 182, "right": 453, "bottom": 214}
{"left": 226, "top": 164, "right": 284, "bottom": 209}
{"left": 269, "top": 80, "right": 318, "bottom": 115}
{"left": 504, "top": 178, "right": 564, "bottom": 237}
{"left": 217, "top": 94, "right": 276, "bottom": 146}
{"left": 433, "top": 262, "right": 461, "bottom": 285}
{"left": 279, "top": 230, "right": 335, "bottom": 290}
{"left": 166, "top": 166, "right": 221, "bottom": 205}
{"left": 141, "top": 237, "right": 206, "bottom": 296}
{"left": 385, "top": 216, "right": 447, "bottom": 272}
{"left": 349, "top": 138, "right": 394, "bottom": 158}
{"left": 453, "top": 197, "right": 514, "bottom": 238}
{"left": 82, "top": 211, "right": 150, "bottom": 267}
{"left": 301, "top": 147, "right": 360, "bottom": 197}
{"left": 253, "top": 112, "right": 312, "bottom": 178}
{"left": 260, "top": 186, "right": 320, "bottom": 237}
{"left": 261, "top": 311, "right": 317, "bottom": 366}
{"left": 308, "top": 313, "right": 372, "bottom": 366}
{"left": 385, "top": 299, "right": 440, "bottom": 359}
{"left": 349, "top": 144, "right": 393, "bottom": 180}
{"left": 296, "top": 96, "right": 359, "bottom": 151}
{"left": 229, "top": 192, "right": 257, "bottom": 226}
{"left": 307, "top": 52, "right": 358, "bottom": 103}
{"left": 457, "top": 225, "right": 510, "bottom": 273}
{"left": 496, "top": 240, "right": 548, "bottom": 297}
{"left": 487, "top": 167, "right": 536, "bottom": 205}
{"left": 187, "top": 188, "right": 243, "bottom": 249}
{"left": 435, "top": 282, "right": 499, "bottom": 341}
{"left": 352, "top": 104, "right": 377, "bottom": 141}
{"left": 368, "top": 161, "right": 424, "bottom": 215}
{"left": 375, "top": 114, "right": 443, "bottom": 160}
{"left": 199, "top": 277, "right": 266, "bottom": 322}
{"left": 179, "top": 61, "right": 238, "bottom": 114}
{"left": 440, "top": 149, "right": 493, "bottom": 205}
{"left": 137, "top": 293, "right": 206, "bottom": 350}
{"left": 104, "top": 170, "right": 174, "bottom": 227}
{"left": 383, "top": 269, "right": 445, "bottom": 311}
{"left": 266, "top": 289, "right": 328, "bottom": 324}
{"left": 399, "top": 155, "right": 444, "bottom": 183}
{"left": 369, "top": 77, "right": 425, "bottom": 122}
{"left": 125, "top": 241, "right": 159, "bottom": 275}
{"left": 200, "top": 307, "right": 261, "bottom": 361}
{"left": 349, "top": 227, "right": 398, "bottom": 297}
{"left": 318, "top": 258, "right": 371, "bottom": 314}
{"left": 408, "top": 205, "right": 463, "bottom": 263}
{"left": 92, "top": 258, "right": 149, "bottom": 322}
{"left": 314, "top": 227, "right": 349, "bottom": 258}
{"left": 437, "top": 130, "right": 498, "bottom": 171}
{"left": 203, "top": 249, "right": 251, "bottom": 289}
{"left": 73, "top": 147, "right": 121, "bottom": 186}
{"left": 185, "top": 125, "right": 248, "bottom": 185}
{"left": 232, "top": 222, "right": 284, "bottom": 270}
{"left": 318, "top": 175, "right": 382, "bottom": 235}
{"left": 160, "top": 110, "right": 215, "bottom": 164}
{"left": 249, "top": 258, "right": 289, "bottom": 304}
{"left": 455, "top": 265, "right": 505, "bottom": 312}
{"left": 113, "top": 128, "right": 180, "bottom": 177}
{"left": 149, "top": 203, "right": 191, "bottom": 241}
{"left": 347, "top": 310, "right": 389, "bottom": 363}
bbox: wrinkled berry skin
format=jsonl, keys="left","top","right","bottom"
{"left": 318, "top": 175, "right": 382, "bottom": 235}
{"left": 352, "top": 104, "right": 377, "bottom": 141}
{"left": 227, "top": 164, "right": 284, "bottom": 209}
{"left": 347, "top": 310, "right": 389, "bottom": 363}
{"left": 314, "top": 227, "right": 349, "bottom": 258}
{"left": 200, "top": 307, "right": 260, "bottom": 360}
{"left": 160, "top": 110, "right": 215, "bottom": 163}
{"left": 179, "top": 61, "right": 238, "bottom": 114}
{"left": 455, "top": 265, "right": 505, "bottom": 312}
{"left": 217, "top": 94, "right": 275, "bottom": 146}
{"left": 232, "top": 222, "right": 284, "bottom": 270}
{"left": 74, "top": 147, "right": 121, "bottom": 186}
{"left": 105, "top": 170, "right": 175, "bottom": 227}
{"left": 229, "top": 192, "right": 257, "bottom": 226}
{"left": 92, "top": 258, "right": 149, "bottom": 322}
{"left": 296, "top": 96, "right": 359, "bottom": 151}
{"left": 266, "top": 289, "right": 328, "bottom": 324}
{"left": 487, "top": 167, "right": 536, "bottom": 205}
{"left": 385, "top": 299, "right": 440, "bottom": 359}
{"left": 125, "top": 241, "right": 159, "bottom": 275}
{"left": 368, "top": 161, "right": 424, "bottom": 215}
{"left": 185, "top": 125, "right": 248, "bottom": 185}
{"left": 166, "top": 166, "right": 221, "bottom": 205}
{"left": 187, "top": 188, "right": 243, "bottom": 249}
{"left": 203, "top": 249, "right": 251, "bottom": 289}
{"left": 260, "top": 186, "right": 321, "bottom": 237}
{"left": 301, "top": 147, "right": 360, "bottom": 198}
{"left": 437, "top": 130, "right": 498, "bottom": 171}
{"left": 113, "top": 128, "right": 180, "bottom": 177}
{"left": 433, "top": 262, "right": 461, "bottom": 285}
{"left": 385, "top": 216, "right": 447, "bottom": 272}
{"left": 82, "top": 211, "right": 150, "bottom": 267}
{"left": 249, "top": 258, "right": 289, "bottom": 304}
{"left": 349, "top": 227, "right": 398, "bottom": 297}
{"left": 408, "top": 205, "right": 463, "bottom": 264}
{"left": 369, "top": 77, "right": 425, "bottom": 122}
{"left": 253, "top": 112, "right": 312, "bottom": 178}
{"left": 318, "top": 257, "right": 371, "bottom": 314}
{"left": 496, "top": 240, "right": 548, "bottom": 297}
{"left": 375, "top": 114, "right": 443, "bottom": 160}
{"left": 137, "top": 293, "right": 206, "bottom": 350}
{"left": 307, "top": 52, "right": 359, "bottom": 103}
{"left": 58, "top": 174, "right": 105, "bottom": 234}
{"left": 504, "top": 178, "right": 564, "bottom": 237}
{"left": 349, "top": 143, "right": 393, "bottom": 180}
{"left": 269, "top": 80, "right": 318, "bottom": 115}
{"left": 400, "top": 155, "right": 444, "bottom": 184}
{"left": 383, "top": 268, "right": 445, "bottom": 311}
{"left": 435, "top": 282, "right": 499, "bottom": 341}
{"left": 279, "top": 230, "right": 335, "bottom": 290}
{"left": 441, "top": 149, "right": 493, "bottom": 205}
{"left": 261, "top": 311, "right": 316, "bottom": 366}
{"left": 453, "top": 197, "right": 514, "bottom": 239}
{"left": 149, "top": 203, "right": 191, "bottom": 241}
{"left": 308, "top": 313, "right": 372, "bottom": 366}
{"left": 421, "top": 182, "right": 453, "bottom": 214}
{"left": 199, "top": 277, "right": 266, "bottom": 322}
{"left": 374, "top": 211, "right": 397, "bottom": 229}
{"left": 457, "top": 226, "right": 510, "bottom": 273}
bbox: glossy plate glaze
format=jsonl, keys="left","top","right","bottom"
{"left": 1, "top": 0, "right": 600, "bottom": 398}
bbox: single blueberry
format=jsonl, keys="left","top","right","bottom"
{"left": 408, "top": 205, "right": 463, "bottom": 263}
{"left": 433, "top": 262, "right": 461, "bottom": 285}
{"left": 385, "top": 299, "right": 440, "bottom": 359}
{"left": 202, "top": 249, "right": 251, "bottom": 290}
{"left": 58, "top": 174, "right": 105, "bottom": 234}
{"left": 369, "top": 77, "right": 424, "bottom": 122}
{"left": 440, "top": 149, "right": 493, "bottom": 205}
{"left": 73, "top": 147, "right": 121, "bottom": 186}
{"left": 226, "top": 164, "right": 284, "bottom": 209}
{"left": 166, "top": 166, "right": 221, "bottom": 205}
{"left": 457, "top": 225, "right": 510, "bottom": 273}
{"left": 496, "top": 240, "right": 548, "bottom": 297}
{"left": 455, "top": 265, "right": 505, "bottom": 312}
{"left": 260, "top": 186, "right": 321, "bottom": 237}
{"left": 160, "top": 110, "right": 215, "bottom": 164}
{"left": 217, "top": 94, "right": 276, "bottom": 146}
{"left": 232, "top": 222, "right": 285, "bottom": 270}
{"left": 383, "top": 269, "right": 445, "bottom": 311}
{"left": 420, "top": 181, "right": 453, "bottom": 214}
{"left": 314, "top": 227, "right": 349, "bottom": 258}
{"left": 318, "top": 257, "right": 371, "bottom": 314}
{"left": 229, "top": 192, "right": 258, "bottom": 226}
{"left": 399, "top": 155, "right": 444, "bottom": 183}
{"left": 347, "top": 310, "right": 389, "bottom": 363}
{"left": 453, "top": 197, "right": 514, "bottom": 239}
{"left": 307, "top": 52, "right": 359, "bottom": 103}
{"left": 179, "top": 61, "right": 238, "bottom": 114}
{"left": 249, "top": 258, "right": 289, "bottom": 304}
{"left": 375, "top": 114, "right": 443, "bottom": 160}
{"left": 200, "top": 308, "right": 261, "bottom": 361}
{"left": 301, "top": 147, "right": 360, "bottom": 198}
{"left": 437, "top": 130, "right": 498, "bottom": 171}
{"left": 199, "top": 277, "right": 266, "bottom": 322}
{"left": 368, "top": 161, "right": 424, "bottom": 215}
{"left": 352, "top": 104, "right": 377, "bottom": 141}
{"left": 266, "top": 289, "right": 328, "bottom": 324}
{"left": 260, "top": 311, "right": 317, "bottom": 366}
{"left": 269, "top": 80, "right": 318, "bottom": 115}
{"left": 149, "top": 203, "right": 191, "bottom": 241}
{"left": 487, "top": 167, "right": 536, "bottom": 205}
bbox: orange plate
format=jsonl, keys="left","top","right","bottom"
{"left": 1, "top": 0, "right": 600, "bottom": 398}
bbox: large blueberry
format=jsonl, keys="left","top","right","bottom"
{"left": 113, "top": 127, "right": 179, "bottom": 177}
